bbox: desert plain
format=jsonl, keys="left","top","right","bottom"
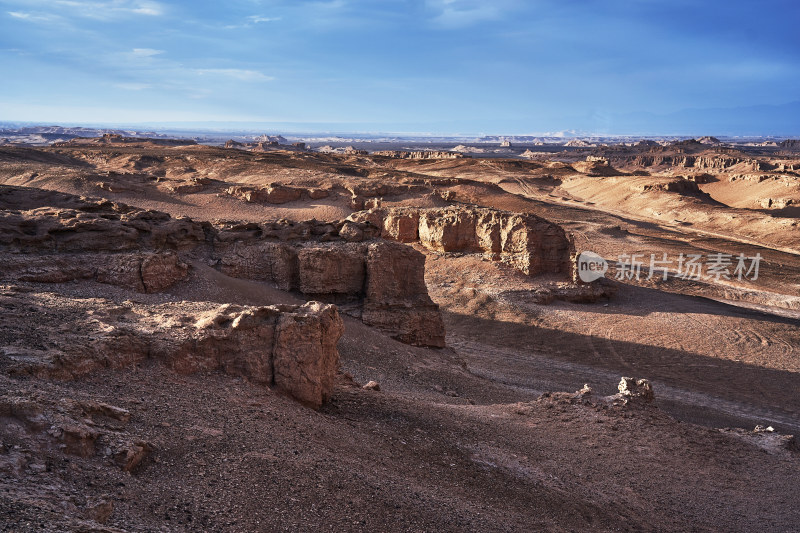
{"left": 0, "top": 133, "right": 798, "bottom": 531}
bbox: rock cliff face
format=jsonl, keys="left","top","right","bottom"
{"left": 1, "top": 291, "right": 343, "bottom": 408}
{"left": 225, "top": 184, "right": 324, "bottom": 204}
{"left": 0, "top": 185, "right": 445, "bottom": 348}
{"left": 349, "top": 206, "right": 574, "bottom": 277}
{"left": 217, "top": 239, "right": 446, "bottom": 347}
{"left": 371, "top": 150, "right": 466, "bottom": 160}
{"left": 53, "top": 134, "right": 197, "bottom": 147}
{"left": 622, "top": 154, "right": 768, "bottom": 171}
{"left": 162, "top": 302, "right": 343, "bottom": 408}
{"left": 362, "top": 242, "right": 446, "bottom": 347}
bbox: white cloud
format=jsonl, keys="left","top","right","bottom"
{"left": 248, "top": 15, "right": 280, "bottom": 23}
{"left": 8, "top": 1, "right": 166, "bottom": 20}
{"left": 194, "top": 68, "right": 274, "bottom": 82}
{"left": 114, "top": 82, "right": 152, "bottom": 90}
{"left": 426, "top": 0, "right": 519, "bottom": 28}
{"left": 7, "top": 10, "right": 56, "bottom": 23}
{"left": 131, "top": 48, "right": 163, "bottom": 57}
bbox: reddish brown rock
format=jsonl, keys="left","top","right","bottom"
{"left": 60, "top": 424, "right": 99, "bottom": 457}
{"left": 141, "top": 252, "right": 189, "bottom": 292}
{"left": 165, "top": 302, "right": 342, "bottom": 407}
{"left": 419, "top": 209, "right": 481, "bottom": 252}
{"left": 112, "top": 440, "right": 151, "bottom": 472}
{"left": 338, "top": 221, "right": 365, "bottom": 242}
{"left": 165, "top": 305, "right": 280, "bottom": 383}
{"left": 297, "top": 244, "right": 366, "bottom": 295}
{"left": 383, "top": 211, "right": 420, "bottom": 242}
{"left": 218, "top": 242, "right": 298, "bottom": 290}
{"left": 307, "top": 188, "right": 330, "bottom": 199}
{"left": 226, "top": 184, "right": 303, "bottom": 204}
{"left": 1, "top": 252, "right": 188, "bottom": 292}
{"left": 362, "top": 242, "right": 446, "bottom": 347}
{"left": 350, "top": 206, "right": 574, "bottom": 277}
{"left": 273, "top": 302, "right": 343, "bottom": 408}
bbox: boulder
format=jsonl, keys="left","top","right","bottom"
{"left": 615, "top": 377, "right": 655, "bottom": 403}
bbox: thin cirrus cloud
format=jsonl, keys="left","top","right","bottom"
{"left": 2, "top": 0, "right": 164, "bottom": 22}
{"left": 193, "top": 69, "right": 274, "bottom": 82}
{"left": 131, "top": 48, "right": 164, "bottom": 58}
{"left": 113, "top": 82, "right": 152, "bottom": 90}
{"left": 6, "top": 10, "right": 57, "bottom": 22}
{"left": 248, "top": 15, "right": 281, "bottom": 23}
{"left": 425, "top": 0, "right": 520, "bottom": 28}
{"left": 52, "top": 0, "right": 164, "bottom": 17}
{"left": 221, "top": 14, "right": 281, "bottom": 29}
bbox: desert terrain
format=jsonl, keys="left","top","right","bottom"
{"left": 1, "top": 134, "right": 798, "bottom": 532}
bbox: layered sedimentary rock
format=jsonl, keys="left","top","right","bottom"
{"left": 1, "top": 291, "right": 343, "bottom": 408}
{"left": 362, "top": 242, "right": 446, "bottom": 347}
{"left": 371, "top": 150, "right": 466, "bottom": 160}
{"left": 621, "top": 153, "right": 773, "bottom": 171}
{"left": 225, "top": 183, "right": 320, "bottom": 204}
{"left": 218, "top": 239, "right": 445, "bottom": 347}
{"left": 161, "top": 302, "right": 343, "bottom": 407}
{"left": 0, "top": 185, "right": 445, "bottom": 347}
{"left": 0, "top": 190, "right": 200, "bottom": 292}
{"left": 348, "top": 206, "right": 574, "bottom": 277}
{"left": 53, "top": 133, "right": 198, "bottom": 147}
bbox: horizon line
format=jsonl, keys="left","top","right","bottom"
{"left": 2, "top": 120, "right": 798, "bottom": 140}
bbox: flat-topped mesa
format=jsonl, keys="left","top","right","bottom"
{"left": 348, "top": 206, "right": 574, "bottom": 277}
{"left": 0, "top": 185, "right": 446, "bottom": 348}
{"left": 371, "top": 150, "right": 467, "bottom": 160}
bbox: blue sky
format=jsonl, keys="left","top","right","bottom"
{"left": 1, "top": 0, "right": 799, "bottom": 135}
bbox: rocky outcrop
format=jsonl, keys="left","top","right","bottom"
{"left": 217, "top": 239, "right": 445, "bottom": 347}
{"left": 572, "top": 159, "right": 622, "bottom": 176}
{"left": 162, "top": 302, "right": 343, "bottom": 407}
{"left": 779, "top": 139, "right": 800, "bottom": 151}
{"left": 0, "top": 393, "right": 151, "bottom": 473}
{"left": 362, "top": 242, "right": 446, "bottom": 347}
{"left": 371, "top": 150, "right": 466, "bottom": 159}
{"left": 225, "top": 184, "right": 333, "bottom": 204}
{"left": 0, "top": 185, "right": 445, "bottom": 348}
{"left": 0, "top": 194, "right": 200, "bottom": 292}
{"left": 222, "top": 138, "right": 305, "bottom": 153}
{"left": 297, "top": 243, "right": 366, "bottom": 295}
{"left": 349, "top": 206, "right": 574, "bottom": 277}
{"left": 0, "top": 251, "right": 188, "bottom": 293}
{"left": 2, "top": 292, "right": 343, "bottom": 408}
{"left": 53, "top": 134, "right": 197, "bottom": 147}
{"left": 760, "top": 198, "right": 795, "bottom": 209}
{"left": 635, "top": 179, "right": 704, "bottom": 194}
{"left": 225, "top": 184, "right": 303, "bottom": 204}
{"left": 622, "top": 153, "right": 771, "bottom": 171}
